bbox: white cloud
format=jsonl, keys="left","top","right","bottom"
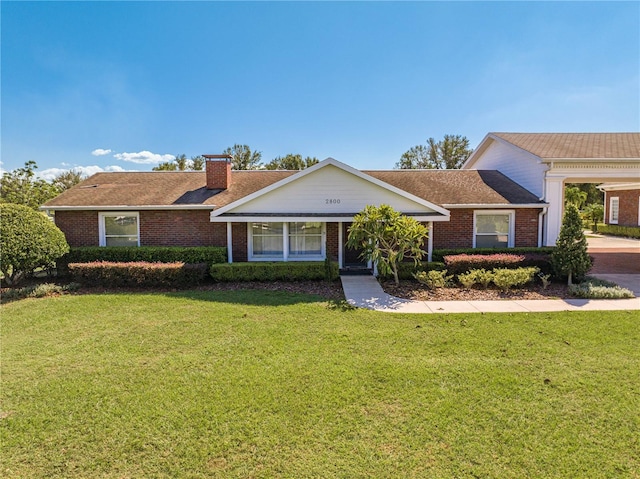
{"left": 114, "top": 150, "right": 175, "bottom": 164}
{"left": 38, "top": 165, "right": 130, "bottom": 181}
{"left": 91, "top": 148, "right": 112, "bottom": 156}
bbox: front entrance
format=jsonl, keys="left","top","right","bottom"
{"left": 342, "top": 222, "right": 369, "bottom": 271}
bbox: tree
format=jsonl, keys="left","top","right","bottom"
{"left": 346, "top": 204, "right": 428, "bottom": 285}
{"left": 0, "top": 161, "right": 61, "bottom": 209}
{"left": 52, "top": 169, "right": 86, "bottom": 191}
{"left": 223, "top": 144, "right": 263, "bottom": 170}
{"left": 551, "top": 204, "right": 592, "bottom": 285}
{"left": 396, "top": 134, "right": 472, "bottom": 169}
{"left": 152, "top": 154, "right": 206, "bottom": 171}
{"left": 0, "top": 203, "right": 69, "bottom": 285}
{"left": 191, "top": 155, "right": 205, "bottom": 171}
{"left": 583, "top": 203, "right": 604, "bottom": 232}
{"left": 566, "top": 183, "right": 603, "bottom": 205}
{"left": 265, "top": 154, "right": 319, "bottom": 170}
{"left": 564, "top": 186, "right": 588, "bottom": 209}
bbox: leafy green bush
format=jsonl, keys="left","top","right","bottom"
{"left": 595, "top": 224, "right": 640, "bottom": 239}
{"left": 379, "top": 261, "right": 445, "bottom": 281}
{"left": 413, "top": 270, "right": 454, "bottom": 289}
{"left": 569, "top": 278, "right": 634, "bottom": 299}
{"left": 457, "top": 268, "right": 495, "bottom": 289}
{"left": 0, "top": 204, "right": 69, "bottom": 285}
{"left": 59, "top": 246, "right": 227, "bottom": 273}
{"left": 210, "top": 261, "right": 339, "bottom": 282}
{"left": 492, "top": 267, "right": 539, "bottom": 291}
{"left": 432, "top": 247, "right": 555, "bottom": 263}
{"left": 68, "top": 262, "right": 209, "bottom": 287}
{"left": 0, "top": 282, "right": 80, "bottom": 303}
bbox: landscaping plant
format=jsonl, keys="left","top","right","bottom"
{"left": 551, "top": 204, "right": 592, "bottom": 285}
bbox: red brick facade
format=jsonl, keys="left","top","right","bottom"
{"left": 55, "top": 210, "right": 100, "bottom": 246}
{"left": 231, "top": 223, "right": 248, "bottom": 262}
{"left": 140, "top": 210, "right": 226, "bottom": 247}
{"left": 206, "top": 160, "right": 231, "bottom": 190}
{"left": 326, "top": 222, "right": 339, "bottom": 261}
{"left": 604, "top": 189, "right": 640, "bottom": 227}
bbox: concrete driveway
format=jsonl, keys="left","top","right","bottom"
{"left": 586, "top": 233, "right": 640, "bottom": 295}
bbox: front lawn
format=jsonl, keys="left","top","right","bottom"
{"left": 2, "top": 291, "right": 639, "bottom": 478}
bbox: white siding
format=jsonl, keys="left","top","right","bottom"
{"left": 231, "top": 164, "right": 435, "bottom": 214}
{"left": 468, "top": 141, "right": 547, "bottom": 198}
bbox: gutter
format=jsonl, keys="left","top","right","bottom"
{"left": 442, "top": 203, "right": 549, "bottom": 209}
{"left": 40, "top": 205, "right": 217, "bottom": 211}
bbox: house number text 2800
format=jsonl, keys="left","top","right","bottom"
{"left": 325, "top": 199, "right": 341, "bottom": 204}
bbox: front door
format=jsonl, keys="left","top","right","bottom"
{"left": 343, "top": 222, "right": 368, "bottom": 268}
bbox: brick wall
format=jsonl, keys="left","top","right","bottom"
{"left": 140, "top": 210, "right": 226, "bottom": 247}
{"left": 54, "top": 210, "right": 99, "bottom": 247}
{"left": 206, "top": 160, "right": 231, "bottom": 189}
{"left": 326, "top": 222, "right": 339, "bottom": 261}
{"left": 605, "top": 189, "right": 640, "bottom": 226}
{"left": 231, "top": 223, "right": 248, "bottom": 262}
{"left": 514, "top": 209, "right": 540, "bottom": 247}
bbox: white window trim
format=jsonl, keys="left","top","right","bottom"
{"left": 473, "top": 210, "right": 515, "bottom": 248}
{"left": 98, "top": 211, "right": 140, "bottom": 247}
{"left": 248, "top": 222, "right": 326, "bottom": 262}
{"left": 609, "top": 197, "right": 619, "bottom": 225}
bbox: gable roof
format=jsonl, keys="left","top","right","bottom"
{"left": 490, "top": 133, "right": 640, "bottom": 160}
{"left": 42, "top": 160, "right": 544, "bottom": 211}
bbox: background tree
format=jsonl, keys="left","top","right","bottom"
{"left": 566, "top": 183, "right": 603, "bottom": 205}
{"left": 564, "top": 186, "right": 588, "bottom": 209}
{"left": 0, "top": 203, "right": 69, "bottom": 285}
{"left": 191, "top": 155, "right": 205, "bottom": 171}
{"left": 551, "top": 203, "right": 592, "bottom": 285}
{"left": 153, "top": 154, "right": 205, "bottom": 171}
{"left": 265, "top": 154, "right": 319, "bottom": 170}
{"left": 396, "top": 134, "right": 472, "bottom": 169}
{"left": 583, "top": 203, "right": 604, "bottom": 232}
{"left": 52, "top": 169, "right": 86, "bottom": 191}
{"left": 0, "top": 161, "right": 60, "bottom": 209}
{"left": 346, "top": 204, "right": 428, "bottom": 285}
{"left": 223, "top": 144, "right": 263, "bottom": 170}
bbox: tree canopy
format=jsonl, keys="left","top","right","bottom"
{"left": 153, "top": 154, "right": 206, "bottom": 171}
{"left": 265, "top": 154, "right": 319, "bottom": 170}
{"left": 223, "top": 144, "right": 263, "bottom": 170}
{"left": 396, "top": 134, "right": 473, "bottom": 169}
{"left": 0, "top": 161, "right": 61, "bottom": 210}
{"left": 346, "top": 204, "right": 428, "bottom": 285}
{"left": 52, "top": 169, "right": 86, "bottom": 191}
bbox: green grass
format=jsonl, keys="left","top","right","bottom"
{"left": 2, "top": 291, "right": 639, "bottom": 478}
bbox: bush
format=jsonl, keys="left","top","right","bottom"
{"left": 0, "top": 282, "right": 80, "bottom": 303}
{"left": 492, "top": 267, "right": 539, "bottom": 291}
{"left": 58, "top": 246, "right": 227, "bottom": 273}
{"left": 457, "top": 268, "right": 495, "bottom": 289}
{"left": 552, "top": 204, "right": 591, "bottom": 285}
{"left": 0, "top": 204, "right": 69, "bottom": 285}
{"left": 379, "top": 261, "right": 445, "bottom": 281}
{"left": 68, "top": 262, "right": 208, "bottom": 287}
{"left": 595, "top": 224, "right": 640, "bottom": 239}
{"left": 432, "top": 247, "right": 555, "bottom": 263}
{"left": 210, "top": 261, "right": 339, "bottom": 282}
{"left": 444, "top": 253, "right": 551, "bottom": 275}
{"left": 413, "top": 270, "right": 454, "bottom": 289}
{"left": 569, "top": 278, "right": 634, "bottom": 299}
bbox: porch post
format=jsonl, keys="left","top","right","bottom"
{"left": 544, "top": 177, "right": 565, "bottom": 246}
{"left": 338, "top": 221, "right": 343, "bottom": 268}
{"left": 427, "top": 222, "right": 433, "bottom": 262}
{"left": 226, "top": 222, "right": 233, "bottom": 263}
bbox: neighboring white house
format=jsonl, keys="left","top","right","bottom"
{"left": 463, "top": 133, "right": 640, "bottom": 245}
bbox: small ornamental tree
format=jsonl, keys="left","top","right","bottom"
{"left": 551, "top": 203, "right": 592, "bottom": 285}
{"left": 346, "top": 204, "right": 428, "bottom": 285}
{"left": 0, "top": 204, "right": 69, "bottom": 285}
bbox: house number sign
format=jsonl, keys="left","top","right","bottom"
{"left": 325, "top": 199, "right": 341, "bottom": 204}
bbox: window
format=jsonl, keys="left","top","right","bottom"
{"left": 99, "top": 212, "right": 139, "bottom": 246}
{"left": 249, "top": 222, "right": 325, "bottom": 261}
{"left": 609, "top": 197, "right": 619, "bottom": 224}
{"left": 474, "top": 211, "right": 514, "bottom": 248}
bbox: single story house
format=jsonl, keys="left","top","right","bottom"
{"left": 598, "top": 183, "right": 640, "bottom": 227}
{"left": 42, "top": 157, "right": 546, "bottom": 268}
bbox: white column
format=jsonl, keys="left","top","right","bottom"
{"left": 226, "top": 222, "right": 233, "bottom": 263}
{"left": 427, "top": 222, "right": 433, "bottom": 262}
{"left": 544, "top": 177, "right": 565, "bottom": 246}
{"left": 338, "top": 221, "right": 343, "bottom": 268}
{"left": 283, "top": 223, "right": 289, "bottom": 261}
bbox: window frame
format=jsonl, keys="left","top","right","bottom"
{"left": 98, "top": 212, "right": 140, "bottom": 247}
{"left": 248, "top": 222, "right": 326, "bottom": 261}
{"left": 609, "top": 197, "right": 619, "bottom": 224}
{"left": 473, "top": 210, "right": 515, "bottom": 248}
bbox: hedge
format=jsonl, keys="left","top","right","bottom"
{"left": 68, "top": 262, "right": 209, "bottom": 287}
{"left": 595, "top": 224, "right": 640, "bottom": 239}
{"left": 432, "top": 247, "right": 555, "bottom": 263}
{"left": 58, "top": 246, "right": 227, "bottom": 273}
{"left": 210, "top": 261, "right": 339, "bottom": 282}
{"left": 443, "top": 253, "right": 552, "bottom": 275}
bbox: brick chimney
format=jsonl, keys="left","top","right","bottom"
{"left": 203, "top": 154, "right": 233, "bottom": 190}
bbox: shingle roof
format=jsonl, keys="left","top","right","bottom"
{"left": 43, "top": 167, "right": 543, "bottom": 210}
{"left": 492, "top": 133, "right": 640, "bottom": 159}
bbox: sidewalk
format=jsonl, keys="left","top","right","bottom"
{"left": 340, "top": 275, "right": 640, "bottom": 314}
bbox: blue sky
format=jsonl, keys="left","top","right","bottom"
{"left": 2, "top": 1, "right": 639, "bottom": 179}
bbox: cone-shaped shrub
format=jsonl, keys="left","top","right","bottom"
{"left": 551, "top": 204, "right": 591, "bottom": 285}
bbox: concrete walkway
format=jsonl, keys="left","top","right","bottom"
{"left": 340, "top": 275, "right": 640, "bottom": 314}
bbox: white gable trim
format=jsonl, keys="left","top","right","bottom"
{"left": 210, "top": 157, "right": 450, "bottom": 218}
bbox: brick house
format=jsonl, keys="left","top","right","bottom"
{"left": 43, "top": 157, "right": 546, "bottom": 268}
{"left": 598, "top": 183, "right": 640, "bottom": 227}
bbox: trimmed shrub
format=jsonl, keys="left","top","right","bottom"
{"left": 569, "top": 278, "right": 634, "bottom": 299}
{"left": 552, "top": 204, "right": 591, "bottom": 285}
{"left": 68, "top": 262, "right": 208, "bottom": 287}
{"left": 0, "top": 204, "right": 69, "bottom": 285}
{"left": 457, "top": 268, "right": 495, "bottom": 289}
{"left": 432, "top": 247, "right": 555, "bottom": 263}
{"left": 413, "top": 270, "right": 454, "bottom": 289}
{"left": 210, "top": 261, "right": 339, "bottom": 283}
{"left": 379, "top": 261, "right": 446, "bottom": 281}
{"left": 596, "top": 224, "right": 640, "bottom": 239}
{"left": 444, "top": 253, "right": 551, "bottom": 275}
{"left": 492, "top": 267, "right": 539, "bottom": 291}
{"left": 58, "top": 246, "right": 227, "bottom": 274}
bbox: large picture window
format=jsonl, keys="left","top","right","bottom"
{"left": 474, "top": 211, "right": 514, "bottom": 248}
{"left": 99, "top": 212, "right": 140, "bottom": 246}
{"left": 609, "top": 197, "right": 619, "bottom": 224}
{"left": 249, "top": 222, "right": 325, "bottom": 261}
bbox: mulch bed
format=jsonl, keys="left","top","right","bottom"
{"left": 381, "top": 280, "right": 571, "bottom": 301}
